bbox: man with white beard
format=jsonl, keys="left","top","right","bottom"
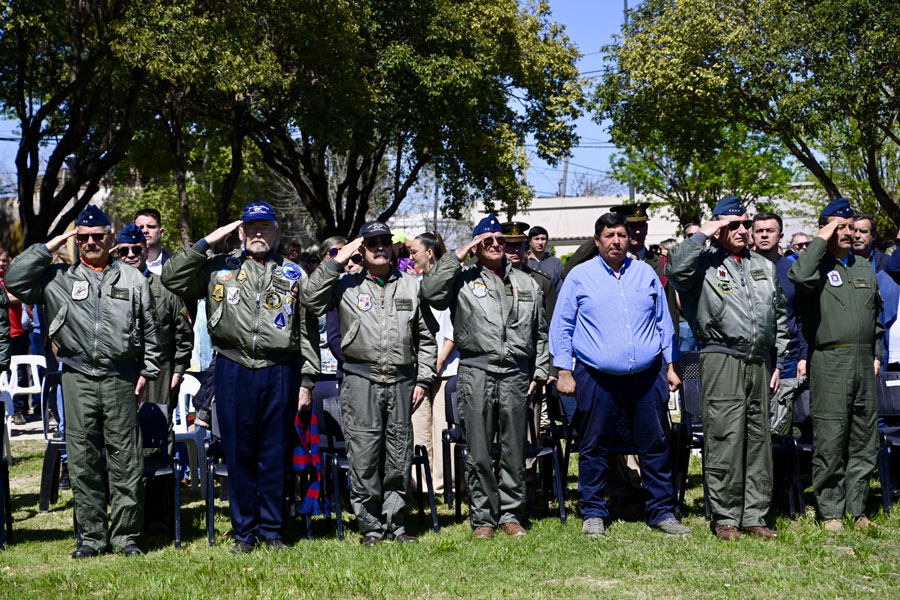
{"left": 162, "top": 201, "right": 320, "bottom": 553}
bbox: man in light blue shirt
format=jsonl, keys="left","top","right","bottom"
{"left": 550, "top": 212, "right": 688, "bottom": 539}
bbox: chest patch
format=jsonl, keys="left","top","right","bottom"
{"left": 517, "top": 290, "right": 533, "bottom": 301}
{"left": 284, "top": 297, "right": 294, "bottom": 315}
{"left": 110, "top": 286, "right": 130, "bottom": 300}
{"left": 852, "top": 278, "right": 871, "bottom": 289}
{"left": 216, "top": 269, "right": 233, "bottom": 282}
{"left": 72, "top": 280, "right": 89, "bottom": 301}
{"left": 827, "top": 270, "right": 843, "bottom": 287}
{"left": 395, "top": 298, "right": 413, "bottom": 311}
{"left": 282, "top": 262, "right": 303, "bottom": 281}
{"left": 273, "top": 279, "right": 291, "bottom": 293}
{"left": 750, "top": 269, "right": 767, "bottom": 281}
{"left": 225, "top": 257, "right": 241, "bottom": 269}
{"left": 716, "top": 267, "right": 729, "bottom": 281}
{"left": 273, "top": 312, "right": 287, "bottom": 330}
{"left": 358, "top": 293, "right": 372, "bottom": 311}
{"left": 717, "top": 281, "right": 734, "bottom": 294}
{"left": 211, "top": 284, "right": 224, "bottom": 302}
{"left": 236, "top": 269, "right": 248, "bottom": 285}
{"left": 264, "top": 291, "right": 283, "bottom": 310}
{"left": 226, "top": 287, "right": 240, "bottom": 305}
{"left": 472, "top": 282, "right": 488, "bottom": 298}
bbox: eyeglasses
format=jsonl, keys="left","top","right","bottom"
{"left": 482, "top": 235, "right": 506, "bottom": 247}
{"left": 116, "top": 245, "right": 144, "bottom": 257}
{"left": 327, "top": 247, "right": 341, "bottom": 258}
{"left": 793, "top": 242, "right": 810, "bottom": 249}
{"left": 727, "top": 220, "right": 753, "bottom": 231}
{"left": 364, "top": 236, "right": 393, "bottom": 249}
{"left": 75, "top": 232, "right": 106, "bottom": 243}
{"left": 350, "top": 254, "right": 363, "bottom": 264}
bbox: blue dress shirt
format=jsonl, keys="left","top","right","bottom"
{"left": 550, "top": 254, "right": 676, "bottom": 375}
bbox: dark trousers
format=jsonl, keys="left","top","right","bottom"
{"left": 214, "top": 356, "right": 298, "bottom": 544}
{"left": 572, "top": 357, "right": 676, "bottom": 525}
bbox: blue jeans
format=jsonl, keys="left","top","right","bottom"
{"left": 572, "top": 356, "right": 676, "bottom": 525}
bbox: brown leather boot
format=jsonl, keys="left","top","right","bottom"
{"left": 715, "top": 525, "right": 741, "bottom": 541}
{"left": 473, "top": 526, "right": 494, "bottom": 539}
{"left": 500, "top": 522, "right": 527, "bottom": 537}
{"left": 740, "top": 526, "right": 778, "bottom": 539}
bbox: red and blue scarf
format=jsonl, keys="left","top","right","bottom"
{"left": 292, "top": 410, "right": 328, "bottom": 516}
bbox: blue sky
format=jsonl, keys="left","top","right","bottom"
{"left": 0, "top": 1, "right": 626, "bottom": 195}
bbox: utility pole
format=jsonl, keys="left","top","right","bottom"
{"left": 625, "top": 0, "right": 635, "bottom": 203}
{"left": 557, "top": 157, "right": 569, "bottom": 197}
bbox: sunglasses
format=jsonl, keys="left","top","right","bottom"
{"left": 364, "top": 236, "right": 393, "bottom": 249}
{"left": 482, "top": 235, "right": 506, "bottom": 247}
{"left": 726, "top": 220, "right": 753, "bottom": 231}
{"left": 350, "top": 254, "right": 363, "bottom": 264}
{"left": 116, "top": 245, "right": 144, "bottom": 257}
{"left": 327, "top": 247, "right": 340, "bottom": 258}
{"left": 75, "top": 232, "right": 107, "bottom": 243}
{"left": 793, "top": 242, "right": 810, "bottom": 249}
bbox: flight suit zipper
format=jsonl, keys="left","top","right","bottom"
{"left": 90, "top": 270, "right": 106, "bottom": 376}
{"left": 250, "top": 266, "right": 264, "bottom": 360}
{"left": 379, "top": 281, "right": 388, "bottom": 383}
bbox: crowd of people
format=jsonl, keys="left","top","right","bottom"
{"left": 0, "top": 193, "right": 894, "bottom": 556}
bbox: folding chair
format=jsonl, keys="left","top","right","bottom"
{"left": 38, "top": 372, "right": 67, "bottom": 512}
{"left": 440, "top": 377, "right": 472, "bottom": 521}
{"left": 138, "top": 403, "right": 182, "bottom": 548}
{"left": 315, "top": 395, "right": 350, "bottom": 540}
{"left": 7, "top": 354, "right": 46, "bottom": 413}
{"left": 525, "top": 398, "right": 566, "bottom": 524}
{"left": 204, "top": 405, "right": 229, "bottom": 546}
{"left": 875, "top": 372, "right": 900, "bottom": 514}
{"left": 173, "top": 374, "right": 206, "bottom": 495}
{"left": 0, "top": 388, "right": 12, "bottom": 467}
{"left": 680, "top": 376, "right": 711, "bottom": 520}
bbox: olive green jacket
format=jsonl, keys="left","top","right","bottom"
{"left": 148, "top": 272, "right": 193, "bottom": 377}
{"left": 420, "top": 253, "right": 549, "bottom": 382}
{"left": 666, "top": 234, "right": 790, "bottom": 366}
{"left": 788, "top": 237, "right": 884, "bottom": 359}
{"left": 5, "top": 244, "right": 162, "bottom": 379}
{"left": 304, "top": 259, "right": 436, "bottom": 386}
{"left": 161, "top": 245, "right": 319, "bottom": 387}
{"left": 0, "top": 285, "right": 10, "bottom": 371}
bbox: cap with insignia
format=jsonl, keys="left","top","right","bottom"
{"left": 473, "top": 213, "right": 503, "bottom": 237}
{"left": 359, "top": 220, "right": 392, "bottom": 238}
{"left": 241, "top": 201, "right": 276, "bottom": 222}
{"left": 610, "top": 202, "right": 651, "bottom": 223}
{"left": 820, "top": 197, "right": 854, "bottom": 220}
{"left": 711, "top": 195, "right": 746, "bottom": 218}
{"left": 75, "top": 204, "right": 111, "bottom": 227}
{"left": 500, "top": 221, "right": 530, "bottom": 243}
{"left": 116, "top": 222, "right": 146, "bottom": 245}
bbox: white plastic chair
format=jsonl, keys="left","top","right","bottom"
{"left": 175, "top": 374, "right": 207, "bottom": 496}
{"left": 1, "top": 390, "right": 13, "bottom": 466}
{"left": 7, "top": 355, "right": 47, "bottom": 414}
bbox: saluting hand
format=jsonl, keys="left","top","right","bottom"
{"left": 46, "top": 229, "right": 78, "bottom": 254}
{"left": 203, "top": 220, "right": 243, "bottom": 247}
{"left": 411, "top": 385, "right": 427, "bottom": 413}
{"left": 455, "top": 235, "right": 486, "bottom": 262}
{"left": 815, "top": 219, "right": 841, "bottom": 241}
{"left": 699, "top": 218, "right": 732, "bottom": 238}
{"left": 333, "top": 238, "right": 365, "bottom": 265}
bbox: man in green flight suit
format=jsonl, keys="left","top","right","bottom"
{"left": 421, "top": 213, "right": 550, "bottom": 539}
{"left": 788, "top": 197, "right": 883, "bottom": 532}
{"left": 114, "top": 223, "right": 193, "bottom": 454}
{"left": 666, "top": 195, "right": 788, "bottom": 541}
{"left": 304, "top": 220, "right": 437, "bottom": 546}
{"left": 5, "top": 205, "right": 162, "bottom": 558}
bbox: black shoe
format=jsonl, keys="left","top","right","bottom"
{"left": 388, "top": 533, "right": 418, "bottom": 543}
{"left": 361, "top": 535, "right": 382, "bottom": 547}
{"left": 264, "top": 538, "right": 287, "bottom": 551}
{"left": 230, "top": 541, "right": 255, "bottom": 554}
{"left": 122, "top": 544, "right": 143, "bottom": 557}
{"left": 59, "top": 464, "right": 71, "bottom": 490}
{"left": 71, "top": 545, "right": 99, "bottom": 559}
{"left": 11, "top": 412, "right": 26, "bottom": 426}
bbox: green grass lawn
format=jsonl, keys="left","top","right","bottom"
{"left": 2, "top": 439, "right": 899, "bottom": 599}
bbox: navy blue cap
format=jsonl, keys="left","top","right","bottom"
{"left": 473, "top": 213, "right": 502, "bottom": 237}
{"left": 359, "top": 220, "right": 391, "bottom": 238}
{"left": 76, "top": 205, "right": 110, "bottom": 227}
{"left": 820, "top": 197, "right": 854, "bottom": 220}
{"left": 241, "top": 201, "right": 276, "bottom": 222}
{"left": 711, "top": 195, "right": 746, "bottom": 218}
{"left": 116, "top": 222, "right": 146, "bottom": 245}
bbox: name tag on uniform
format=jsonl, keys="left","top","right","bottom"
{"left": 750, "top": 269, "right": 767, "bottom": 281}
{"left": 505, "top": 284, "right": 514, "bottom": 296}
{"left": 110, "top": 286, "right": 130, "bottom": 300}
{"left": 72, "top": 280, "right": 89, "bottom": 301}
{"left": 827, "top": 270, "right": 843, "bottom": 287}
{"left": 852, "top": 278, "right": 871, "bottom": 289}
{"left": 517, "top": 290, "right": 533, "bottom": 301}
{"left": 395, "top": 298, "right": 413, "bottom": 311}
{"left": 273, "top": 279, "right": 290, "bottom": 293}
